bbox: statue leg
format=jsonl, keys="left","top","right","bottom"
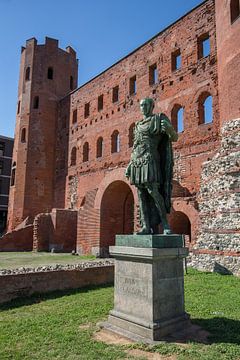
{"left": 136, "top": 187, "right": 151, "bottom": 235}
{"left": 146, "top": 183, "right": 171, "bottom": 235}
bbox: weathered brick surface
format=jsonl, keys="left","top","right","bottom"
{"left": 0, "top": 225, "right": 33, "bottom": 251}
{"left": 8, "top": 38, "right": 78, "bottom": 231}
{"left": 0, "top": 265, "right": 114, "bottom": 304}
{"left": 33, "top": 209, "right": 77, "bottom": 252}
{"left": 53, "top": 0, "right": 219, "bottom": 254}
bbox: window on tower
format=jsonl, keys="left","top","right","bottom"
{"left": 21, "top": 128, "right": 26, "bottom": 143}
{"left": 230, "top": 0, "right": 240, "bottom": 23}
{"left": 47, "top": 67, "right": 54, "bottom": 80}
{"left": 83, "top": 142, "right": 89, "bottom": 162}
{"left": 33, "top": 96, "right": 39, "bottom": 109}
{"left": 70, "top": 76, "right": 74, "bottom": 90}
{"left": 25, "top": 67, "right": 30, "bottom": 81}
{"left": 98, "top": 95, "right": 104, "bottom": 111}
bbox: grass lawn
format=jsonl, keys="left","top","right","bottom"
{"left": 0, "top": 252, "right": 95, "bottom": 270}
{"left": 0, "top": 269, "right": 239, "bottom": 359}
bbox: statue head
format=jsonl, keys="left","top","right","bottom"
{"left": 140, "top": 98, "right": 154, "bottom": 117}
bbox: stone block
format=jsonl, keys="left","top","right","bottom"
{"left": 103, "top": 235, "right": 190, "bottom": 342}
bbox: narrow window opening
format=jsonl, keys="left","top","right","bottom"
{"left": 11, "top": 162, "right": 16, "bottom": 186}
{"left": 198, "top": 93, "right": 213, "bottom": 124}
{"left": 171, "top": 105, "right": 184, "bottom": 133}
{"left": 149, "top": 63, "right": 158, "bottom": 85}
{"left": 17, "top": 101, "right": 21, "bottom": 114}
{"left": 83, "top": 142, "right": 89, "bottom": 162}
{"left": 128, "top": 123, "right": 135, "bottom": 147}
{"left": 98, "top": 95, "right": 103, "bottom": 111}
{"left": 33, "top": 96, "right": 39, "bottom": 109}
{"left": 21, "top": 128, "right": 26, "bottom": 143}
{"left": 198, "top": 34, "right": 210, "bottom": 59}
{"left": 25, "top": 67, "right": 30, "bottom": 81}
{"left": 84, "top": 103, "right": 90, "bottom": 118}
{"left": 47, "top": 67, "right": 53, "bottom": 80}
{"left": 177, "top": 108, "right": 184, "bottom": 133}
{"left": 70, "top": 76, "right": 74, "bottom": 90}
{"left": 70, "top": 147, "right": 77, "bottom": 166}
{"left": 172, "top": 49, "right": 181, "bottom": 71}
{"left": 129, "top": 75, "right": 137, "bottom": 95}
{"left": 111, "top": 130, "right": 120, "bottom": 153}
{"left": 0, "top": 160, "right": 3, "bottom": 175}
{"left": 72, "top": 109, "right": 77, "bottom": 124}
{"left": 112, "top": 86, "right": 119, "bottom": 103}
{"left": 96, "top": 137, "right": 103, "bottom": 158}
{"left": 203, "top": 96, "right": 213, "bottom": 124}
{"left": 230, "top": 0, "right": 240, "bottom": 23}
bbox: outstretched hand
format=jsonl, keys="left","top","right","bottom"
{"left": 161, "top": 119, "right": 172, "bottom": 135}
{"left": 161, "top": 118, "right": 178, "bottom": 141}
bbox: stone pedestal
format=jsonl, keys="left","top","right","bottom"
{"left": 103, "top": 234, "right": 190, "bottom": 342}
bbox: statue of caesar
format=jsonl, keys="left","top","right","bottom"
{"left": 125, "top": 98, "right": 178, "bottom": 235}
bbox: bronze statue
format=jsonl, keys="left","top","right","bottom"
{"left": 126, "top": 98, "right": 178, "bottom": 235}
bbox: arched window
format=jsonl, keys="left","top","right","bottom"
{"left": 70, "top": 147, "right": 77, "bottom": 166}
{"left": 96, "top": 137, "right": 103, "bottom": 158}
{"left": 198, "top": 93, "right": 213, "bottom": 124}
{"left": 47, "top": 67, "right": 53, "bottom": 80}
{"left": 230, "top": 0, "right": 240, "bottom": 23}
{"left": 111, "top": 130, "right": 120, "bottom": 153}
{"left": 21, "top": 128, "right": 26, "bottom": 143}
{"left": 11, "top": 162, "right": 16, "bottom": 186}
{"left": 171, "top": 105, "right": 184, "bottom": 133}
{"left": 33, "top": 96, "right": 39, "bottom": 109}
{"left": 83, "top": 142, "right": 89, "bottom": 162}
{"left": 25, "top": 67, "right": 30, "bottom": 81}
{"left": 128, "top": 123, "right": 135, "bottom": 147}
{"left": 70, "top": 76, "right": 74, "bottom": 90}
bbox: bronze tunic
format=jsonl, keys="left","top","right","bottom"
{"left": 127, "top": 114, "right": 165, "bottom": 186}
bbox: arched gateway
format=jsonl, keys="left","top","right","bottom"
{"left": 100, "top": 180, "right": 134, "bottom": 256}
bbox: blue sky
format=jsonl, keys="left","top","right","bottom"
{"left": 0, "top": 0, "right": 204, "bottom": 138}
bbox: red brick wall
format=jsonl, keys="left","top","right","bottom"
{"left": 8, "top": 38, "right": 78, "bottom": 231}
{"left": 9, "top": 0, "right": 223, "bottom": 254}
{"left": 56, "top": 0, "right": 219, "bottom": 252}
{"left": 0, "top": 225, "right": 33, "bottom": 251}
{"left": 215, "top": 0, "right": 240, "bottom": 124}
{"left": 33, "top": 209, "right": 77, "bottom": 252}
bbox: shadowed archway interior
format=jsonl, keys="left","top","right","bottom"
{"left": 100, "top": 181, "right": 134, "bottom": 252}
{"left": 168, "top": 210, "right": 191, "bottom": 244}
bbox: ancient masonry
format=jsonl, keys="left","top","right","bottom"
{"left": 1, "top": 0, "right": 240, "bottom": 275}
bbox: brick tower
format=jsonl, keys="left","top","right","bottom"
{"left": 8, "top": 37, "right": 78, "bottom": 230}
{"left": 190, "top": 0, "right": 240, "bottom": 274}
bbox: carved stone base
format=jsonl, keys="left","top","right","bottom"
{"left": 102, "top": 235, "right": 190, "bottom": 342}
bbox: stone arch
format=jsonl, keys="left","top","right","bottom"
{"left": 94, "top": 168, "right": 138, "bottom": 210}
{"left": 170, "top": 200, "right": 199, "bottom": 246}
{"left": 100, "top": 180, "right": 134, "bottom": 255}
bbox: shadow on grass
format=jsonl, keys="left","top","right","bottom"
{"left": 0, "top": 283, "right": 113, "bottom": 311}
{"left": 193, "top": 317, "right": 240, "bottom": 345}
